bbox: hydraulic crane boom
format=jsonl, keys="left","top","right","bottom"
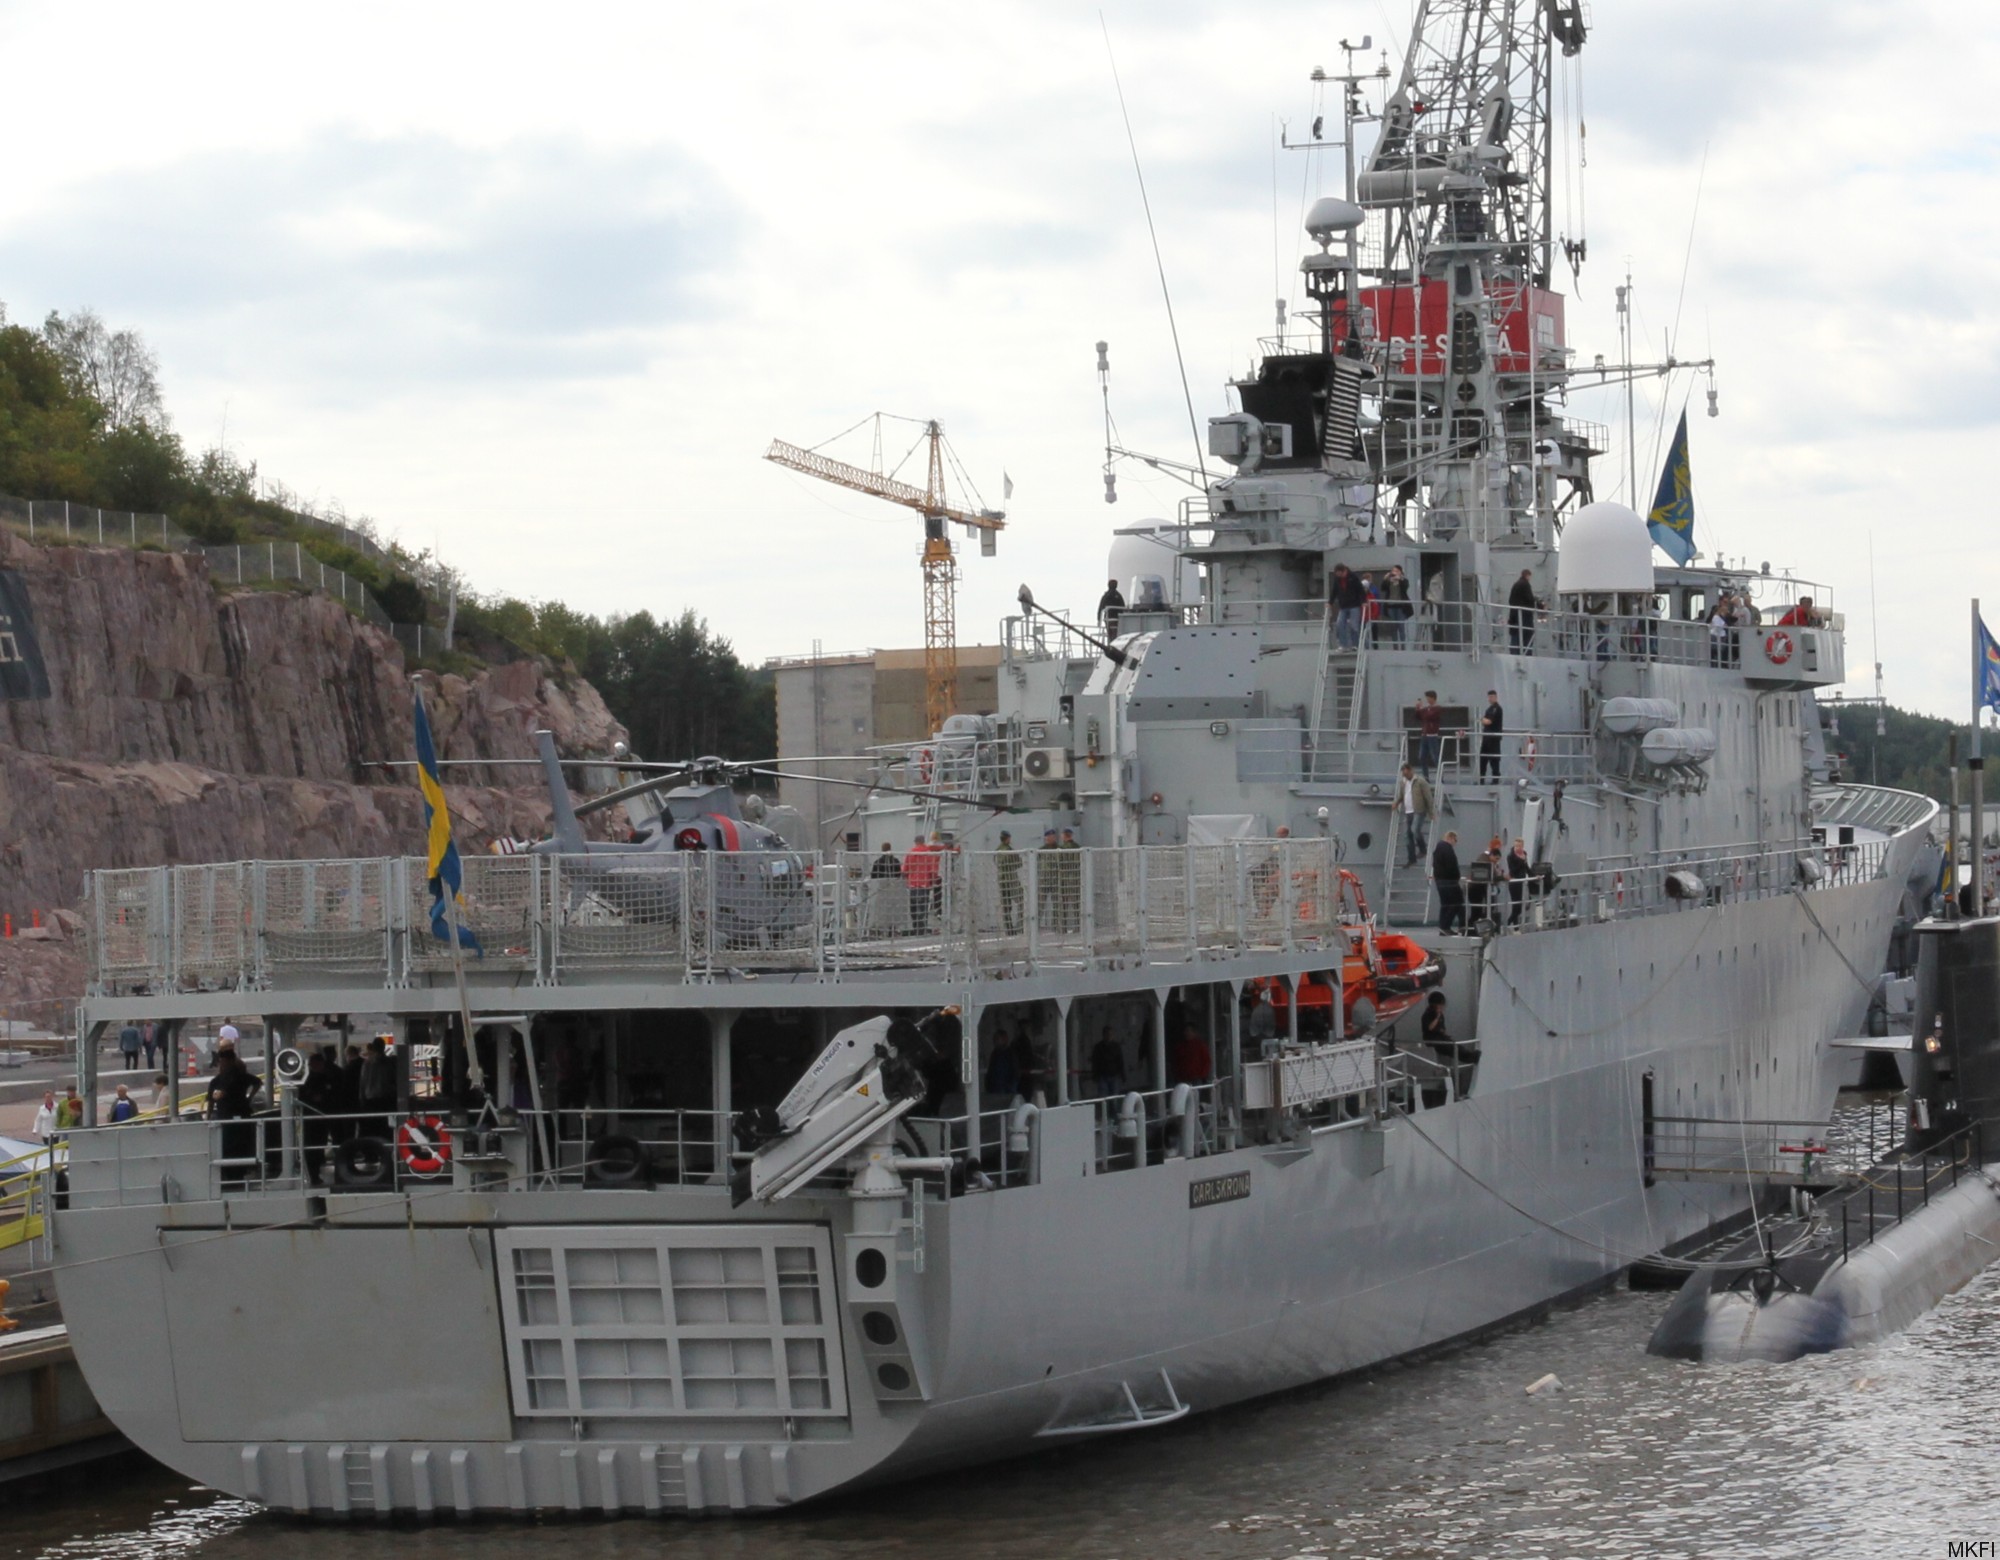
{"left": 766, "top": 419, "right": 1004, "bottom": 735}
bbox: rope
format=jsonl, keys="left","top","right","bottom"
{"left": 1477, "top": 899, "right": 1721, "bottom": 1039}
{"left": 1390, "top": 1103, "right": 1817, "bottom": 1273}
{"left": 1789, "top": 886, "right": 1881, "bottom": 1001}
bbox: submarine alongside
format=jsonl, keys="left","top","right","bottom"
{"left": 1649, "top": 914, "right": 2000, "bottom": 1364}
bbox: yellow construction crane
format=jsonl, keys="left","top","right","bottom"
{"left": 766, "top": 417, "right": 1005, "bottom": 735}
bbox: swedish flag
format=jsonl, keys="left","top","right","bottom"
{"left": 413, "top": 687, "right": 482, "bottom": 955}
{"left": 1978, "top": 614, "right": 2000, "bottom": 718}
{"left": 1647, "top": 409, "right": 1695, "bottom": 565}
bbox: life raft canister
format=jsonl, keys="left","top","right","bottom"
{"left": 396, "top": 1114, "right": 452, "bottom": 1177}
{"left": 1764, "top": 629, "right": 1795, "bottom": 665}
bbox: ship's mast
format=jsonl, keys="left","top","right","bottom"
{"left": 1343, "top": 0, "right": 1588, "bottom": 549}
{"left": 1364, "top": 0, "right": 1577, "bottom": 288}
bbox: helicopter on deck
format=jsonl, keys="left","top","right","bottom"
{"left": 505, "top": 733, "right": 816, "bottom": 940}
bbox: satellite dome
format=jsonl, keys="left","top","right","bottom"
{"left": 1556, "top": 501, "right": 1654, "bottom": 595}
{"left": 1305, "top": 196, "right": 1365, "bottom": 242}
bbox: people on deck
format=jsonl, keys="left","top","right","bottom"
{"left": 1433, "top": 831, "right": 1465, "bottom": 935}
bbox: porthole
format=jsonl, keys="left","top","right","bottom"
{"left": 855, "top": 1248, "right": 888, "bottom": 1289}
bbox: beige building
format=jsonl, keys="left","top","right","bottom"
{"left": 769, "top": 646, "right": 1003, "bottom": 849}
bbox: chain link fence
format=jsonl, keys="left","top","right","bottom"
{"left": 199, "top": 541, "right": 391, "bottom": 626}
{"left": 1, "top": 490, "right": 398, "bottom": 633}
{"left": 0, "top": 493, "right": 191, "bottom": 550}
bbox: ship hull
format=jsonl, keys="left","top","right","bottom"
{"left": 54, "top": 860, "right": 1910, "bottom": 1516}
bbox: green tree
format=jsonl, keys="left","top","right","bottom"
{"left": 91, "top": 421, "right": 189, "bottom": 513}
{"left": 1826, "top": 701, "right": 1972, "bottom": 803}
{"left": 41, "top": 308, "right": 166, "bottom": 431}
{"left": 0, "top": 318, "right": 102, "bottom": 500}
{"left": 569, "top": 609, "right": 774, "bottom": 761}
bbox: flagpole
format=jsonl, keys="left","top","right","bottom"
{"left": 1948, "top": 731, "right": 1961, "bottom": 915}
{"left": 1974, "top": 600, "right": 1985, "bottom": 917}
{"left": 413, "top": 677, "right": 485, "bottom": 1097}
{"left": 443, "top": 882, "right": 485, "bottom": 1096}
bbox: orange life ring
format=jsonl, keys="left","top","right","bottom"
{"left": 916, "top": 747, "right": 935, "bottom": 785}
{"left": 396, "top": 1114, "right": 452, "bottom": 1177}
{"left": 1613, "top": 871, "right": 1625, "bottom": 907}
{"left": 1521, "top": 735, "right": 1539, "bottom": 772}
{"left": 1764, "top": 629, "right": 1795, "bottom": 665}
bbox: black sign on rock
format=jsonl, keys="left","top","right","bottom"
{"left": 0, "top": 570, "right": 51, "bottom": 700}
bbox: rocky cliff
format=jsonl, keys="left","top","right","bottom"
{"left": 0, "top": 530, "right": 626, "bottom": 927}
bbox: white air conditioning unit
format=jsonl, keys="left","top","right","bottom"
{"left": 1022, "top": 747, "right": 1070, "bottom": 781}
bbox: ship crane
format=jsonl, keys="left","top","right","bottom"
{"left": 766, "top": 417, "right": 1005, "bottom": 735}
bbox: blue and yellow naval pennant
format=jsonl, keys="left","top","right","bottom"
{"left": 1647, "top": 409, "right": 1696, "bottom": 566}
{"left": 412, "top": 686, "right": 482, "bottom": 956}
{"left": 1978, "top": 613, "right": 2000, "bottom": 719}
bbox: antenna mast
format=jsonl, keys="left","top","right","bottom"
{"left": 1342, "top": 0, "right": 1589, "bottom": 546}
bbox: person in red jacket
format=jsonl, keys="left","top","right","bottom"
{"left": 1170, "top": 1025, "right": 1213, "bottom": 1085}
{"left": 904, "top": 835, "right": 944, "bottom": 932}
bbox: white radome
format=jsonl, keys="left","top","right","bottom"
{"left": 1557, "top": 501, "right": 1655, "bottom": 595}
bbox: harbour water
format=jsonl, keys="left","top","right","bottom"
{"left": 8, "top": 1256, "right": 1994, "bottom": 1558}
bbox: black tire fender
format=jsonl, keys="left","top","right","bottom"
{"left": 334, "top": 1135, "right": 395, "bottom": 1190}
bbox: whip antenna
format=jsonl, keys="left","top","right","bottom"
{"left": 1101, "top": 15, "right": 1208, "bottom": 486}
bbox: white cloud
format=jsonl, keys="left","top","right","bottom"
{"left": 0, "top": 0, "right": 1994, "bottom": 718}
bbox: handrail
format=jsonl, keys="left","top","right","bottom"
{"left": 0, "top": 1140, "right": 60, "bottom": 1253}
{"left": 80, "top": 818, "right": 1918, "bottom": 996}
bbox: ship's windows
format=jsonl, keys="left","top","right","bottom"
{"left": 862, "top": 1310, "right": 899, "bottom": 1346}
{"left": 855, "top": 1248, "right": 889, "bottom": 1289}
{"left": 1357, "top": 832, "right": 1373, "bottom": 851}
{"left": 877, "top": 1362, "right": 913, "bottom": 1393}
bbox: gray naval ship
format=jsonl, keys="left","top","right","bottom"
{"left": 54, "top": 0, "right": 1938, "bottom": 1520}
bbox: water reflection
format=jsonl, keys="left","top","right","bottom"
{"left": 7, "top": 1261, "right": 1995, "bottom": 1559}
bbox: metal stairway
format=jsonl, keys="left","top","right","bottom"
{"left": 1382, "top": 857, "right": 1434, "bottom": 927}
{"left": 1377, "top": 737, "right": 1434, "bottom": 927}
{"left": 1307, "top": 629, "right": 1362, "bottom": 782}
{"left": 1378, "top": 808, "right": 1434, "bottom": 927}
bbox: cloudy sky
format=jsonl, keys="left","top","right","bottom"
{"left": 0, "top": 0, "right": 1994, "bottom": 717}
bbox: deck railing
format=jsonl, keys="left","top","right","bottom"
{"left": 82, "top": 826, "right": 1898, "bottom": 996}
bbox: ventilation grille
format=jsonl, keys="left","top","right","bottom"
{"left": 496, "top": 1227, "right": 847, "bottom": 1421}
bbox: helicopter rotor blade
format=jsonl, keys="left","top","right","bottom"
{"left": 573, "top": 768, "right": 697, "bottom": 819}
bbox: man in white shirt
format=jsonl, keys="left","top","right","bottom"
{"left": 1396, "top": 762, "right": 1436, "bottom": 867}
